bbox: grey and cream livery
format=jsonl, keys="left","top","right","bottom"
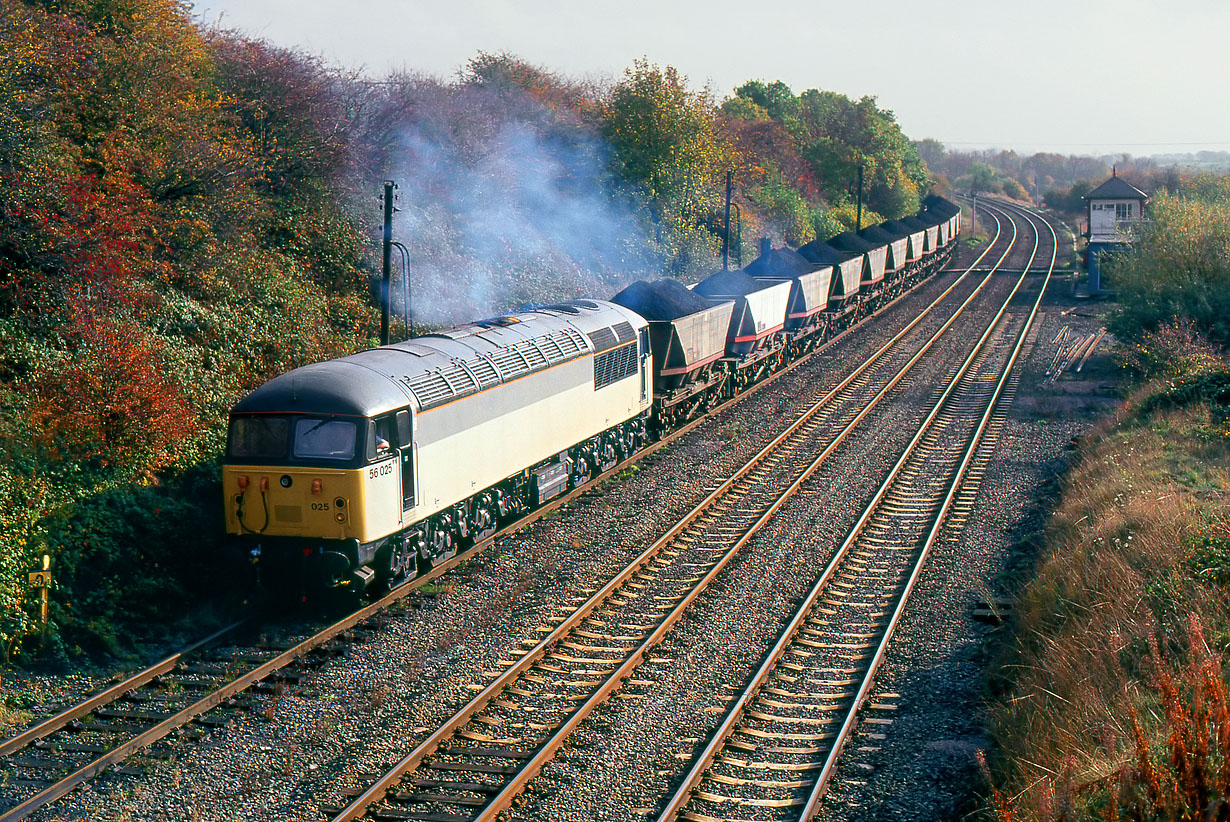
{"left": 224, "top": 300, "right": 651, "bottom": 592}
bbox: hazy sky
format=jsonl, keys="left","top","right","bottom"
{"left": 191, "top": 0, "right": 1230, "bottom": 158}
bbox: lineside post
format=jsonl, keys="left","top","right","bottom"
{"left": 380, "top": 180, "right": 396, "bottom": 346}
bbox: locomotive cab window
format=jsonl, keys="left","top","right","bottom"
{"left": 366, "top": 415, "right": 397, "bottom": 462}
{"left": 293, "top": 418, "right": 357, "bottom": 461}
{"left": 228, "top": 416, "right": 289, "bottom": 461}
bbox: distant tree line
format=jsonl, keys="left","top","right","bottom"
{"left": 915, "top": 140, "right": 1196, "bottom": 213}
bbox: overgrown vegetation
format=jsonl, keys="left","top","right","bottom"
{"left": 0, "top": 0, "right": 933, "bottom": 662}
{"left": 984, "top": 175, "right": 1230, "bottom": 819}
{"left": 1106, "top": 176, "right": 1230, "bottom": 347}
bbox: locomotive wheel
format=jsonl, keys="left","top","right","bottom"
{"left": 571, "top": 460, "right": 593, "bottom": 489}
{"left": 374, "top": 538, "right": 412, "bottom": 590}
{"left": 470, "top": 501, "right": 498, "bottom": 543}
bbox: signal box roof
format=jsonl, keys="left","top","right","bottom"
{"left": 1083, "top": 175, "right": 1148, "bottom": 200}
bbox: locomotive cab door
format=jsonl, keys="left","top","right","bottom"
{"left": 639, "top": 327, "right": 651, "bottom": 403}
{"left": 395, "top": 408, "right": 415, "bottom": 509}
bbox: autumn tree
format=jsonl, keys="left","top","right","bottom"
{"left": 605, "top": 60, "right": 738, "bottom": 273}
{"left": 725, "top": 82, "right": 927, "bottom": 223}
{"left": 0, "top": 0, "right": 375, "bottom": 657}
{"left": 962, "top": 161, "right": 999, "bottom": 194}
{"left": 463, "top": 51, "right": 599, "bottom": 119}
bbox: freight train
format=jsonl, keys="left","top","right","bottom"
{"left": 222, "top": 196, "right": 961, "bottom": 597}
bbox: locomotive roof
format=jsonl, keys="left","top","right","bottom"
{"left": 231, "top": 299, "right": 645, "bottom": 418}
{"left": 743, "top": 247, "right": 820, "bottom": 279}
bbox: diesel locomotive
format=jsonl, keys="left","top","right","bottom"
{"left": 222, "top": 197, "right": 961, "bottom": 596}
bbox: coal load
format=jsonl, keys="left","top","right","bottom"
{"left": 900, "top": 216, "right": 931, "bottom": 232}
{"left": 882, "top": 220, "right": 920, "bottom": 236}
{"left": 611, "top": 279, "right": 714, "bottom": 321}
{"left": 827, "top": 231, "right": 879, "bottom": 253}
{"left": 797, "top": 239, "right": 855, "bottom": 267}
{"left": 743, "top": 247, "right": 818, "bottom": 279}
{"left": 923, "top": 195, "right": 960, "bottom": 218}
{"left": 693, "top": 269, "right": 769, "bottom": 298}
{"left": 859, "top": 225, "right": 905, "bottom": 243}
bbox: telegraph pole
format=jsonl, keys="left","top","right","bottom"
{"left": 380, "top": 180, "right": 397, "bottom": 346}
{"left": 722, "top": 170, "right": 733, "bottom": 271}
{"left": 855, "top": 162, "right": 864, "bottom": 232}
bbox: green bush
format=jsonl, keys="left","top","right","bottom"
{"left": 1107, "top": 176, "right": 1230, "bottom": 347}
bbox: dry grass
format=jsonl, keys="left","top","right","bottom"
{"left": 986, "top": 401, "right": 1230, "bottom": 820}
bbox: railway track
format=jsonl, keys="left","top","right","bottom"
{"left": 655, "top": 200, "right": 1057, "bottom": 822}
{"left": 318, "top": 215, "right": 1028, "bottom": 821}
{"left": 0, "top": 235, "right": 964, "bottom": 821}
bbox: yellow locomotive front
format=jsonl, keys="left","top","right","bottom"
{"left": 223, "top": 360, "right": 415, "bottom": 597}
{"left": 223, "top": 415, "right": 366, "bottom": 541}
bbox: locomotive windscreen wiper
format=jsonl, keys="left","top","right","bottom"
{"left": 300, "top": 415, "right": 337, "bottom": 436}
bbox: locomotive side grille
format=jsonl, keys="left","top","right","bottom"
{"left": 537, "top": 335, "right": 567, "bottom": 363}
{"left": 439, "top": 363, "right": 479, "bottom": 393}
{"left": 557, "top": 329, "right": 587, "bottom": 356}
{"left": 613, "top": 321, "right": 636, "bottom": 344}
{"left": 466, "top": 357, "right": 501, "bottom": 388}
{"left": 587, "top": 327, "right": 618, "bottom": 352}
{"left": 491, "top": 349, "right": 530, "bottom": 380}
{"left": 406, "top": 325, "right": 597, "bottom": 410}
{"left": 403, "top": 372, "right": 455, "bottom": 408}
{"left": 594, "top": 342, "right": 638, "bottom": 390}
{"left": 517, "top": 340, "right": 549, "bottom": 370}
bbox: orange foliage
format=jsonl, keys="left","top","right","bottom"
{"left": 29, "top": 307, "right": 193, "bottom": 471}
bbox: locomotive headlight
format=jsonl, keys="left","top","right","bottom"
{"left": 335, "top": 512, "right": 346, "bottom": 523}
{"left": 280, "top": 475, "right": 293, "bottom": 488}
{"left": 334, "top": 497, "right": 346, "bottom": 509}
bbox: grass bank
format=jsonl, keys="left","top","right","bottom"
{"left": 985, "top": 377, "right": 1230, "bottom": 819}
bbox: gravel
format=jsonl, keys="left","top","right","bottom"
{"left": 21, "top": 228, "right": 1105, "bottom": 822}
